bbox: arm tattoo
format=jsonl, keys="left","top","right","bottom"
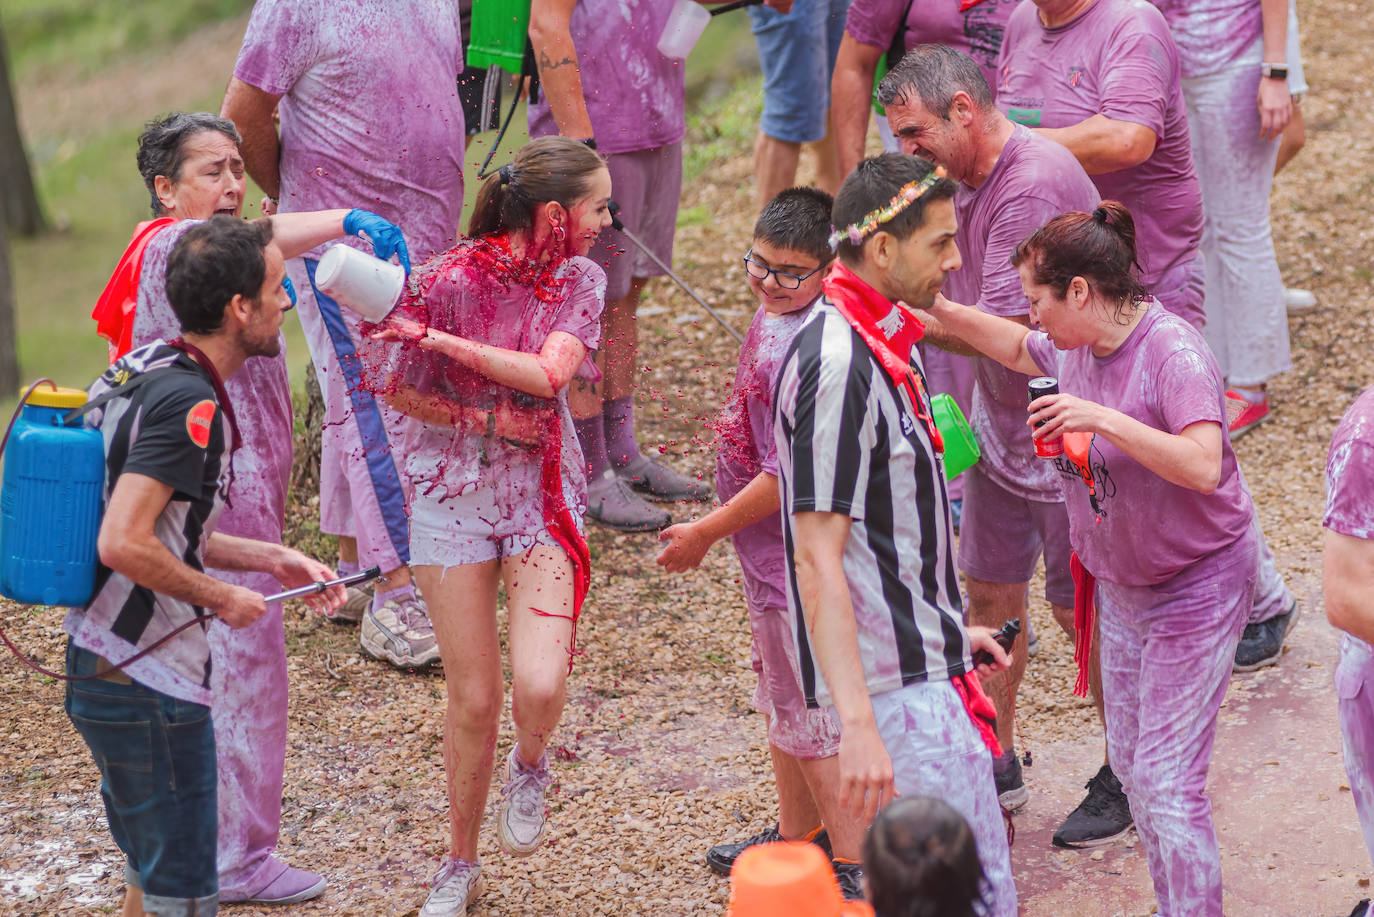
{"left": 538, "top": 49, "right": 579, "bottom": 71}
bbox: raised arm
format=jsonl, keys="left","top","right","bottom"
{"left": 529, "top": 0, "right": 596, "bottom": 141}
{"left": 921, "top": 293, "right": 1041, "bottom": 375}
{"left": 832, "top": 34, "right": 887, "bottom": 180}
{"left": 221, "top": 77, "right": 283, "bottom": 200}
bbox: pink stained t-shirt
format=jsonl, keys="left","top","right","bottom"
{"left": 714, "top": 302, "right": 817, "bottom": 612}
{"left": 995, "top": 0, "right": 1204, "bottom": 319}
{"left": 846, "top": 0, "right": 1024, "bottom": 92}
{"left": 1024, "top": 304, "right": 1253, "bottom": 586}
{"left": 527, "top": 0, "right": 686, "bottom": 155}
{"left": 942, "top": 124, "right": 1100, "bottom": 503}
{"left": 232, "top": 0, "right": 466, "bottom": 262}
{"left": 1148, "top": 0, "right": 1263, "bottom": 78}
{"left": 389, "top": 242, "right": 606, "bottom": 533}
{"left": 1325, "top": 387, "right": 1374, "bottom": 543}
{"left": 131, "top": 220, "right": 293, "bottom": 547}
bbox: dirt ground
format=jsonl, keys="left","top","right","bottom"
{"left": 3, "top": 1, "right": 1374, "bottom": 914}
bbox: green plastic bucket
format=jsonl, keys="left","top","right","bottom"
{"left": 931, "top": 392, "right": 980, "bottom": 480}
{"left": 468, "top": 0, "right": 532, "bottom": 76}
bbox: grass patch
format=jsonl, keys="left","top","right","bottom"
{"left": 683, "top": 76, "right": 763, "bottom": 183}
{"left": 1, "top": 0, "right": 255, "bottom": 82}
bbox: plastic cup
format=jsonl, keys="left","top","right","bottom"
{"left": 314, "top": 244, "right": 405, "bottom": 321}
{"left": 931, "top": 392, "right": 981, "bottom": 480}
{"left": 657, "top": 0, "right": 711, "bottom": 60}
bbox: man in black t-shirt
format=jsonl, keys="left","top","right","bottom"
{"left": 63, "top": 216, "right": 344, "bottom": 917}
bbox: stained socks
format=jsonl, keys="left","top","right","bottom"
{"left": 604, "top": 395, "right": 641, "bottom": 471}
{"left": 575, "top": 414, "right": 612, "bottom": 480}
{"left": 372, "top": 580, "right": 416, "bottom": 612}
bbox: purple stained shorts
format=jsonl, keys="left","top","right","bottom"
{"left": 748, "top": 597, "right": 841, "bottom": 760}
{"left": 590, "top": 143, "right": 683, "bottom": 302}
{"left": 957, "top": 462, "right": 1076, "bottom": 608}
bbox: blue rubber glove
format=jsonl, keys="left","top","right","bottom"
{"left": 342, "top": 209, "right": 412, "bottom": 275}
{"left": 282, "top": 275, "right": 297, "bottom": 310}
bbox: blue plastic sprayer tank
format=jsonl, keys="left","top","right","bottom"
{"left": 0, "top": 386, "right": 104, "bottom": 606}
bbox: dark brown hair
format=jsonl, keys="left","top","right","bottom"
{"left": 863, "top": 797, "right": 988, "bottom": 917}
{"left": 468, "top": 137, "right": 606, "bottom": 239}
{"left": 832, "top": 153, "right": 957, "bottom": 267}
{"left": 1011, "top": 201, "right": 1147, "bottom": 323}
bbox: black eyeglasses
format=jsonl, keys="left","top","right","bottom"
{"left": 742, "top": 250, "right": 825, "bottom": 290}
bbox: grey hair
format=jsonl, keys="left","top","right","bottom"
{"left": 136, "top": 112, "right": 242, "bottom": 216}
{"left": 876, "top": 44, "right": 994, "bottom": 117}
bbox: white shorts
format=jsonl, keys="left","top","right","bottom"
{"left": 408, "top": 483, "right": 568, "bottom": 567}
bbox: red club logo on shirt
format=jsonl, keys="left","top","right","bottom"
{"left": 186, "top": 400, "right": 217, "bottom": 449}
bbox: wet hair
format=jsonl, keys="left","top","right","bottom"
{"left": 137, "top": 112, "right": 242, "bottom": 217}
{"left": 753, "top": 187, "right": 835, "bottom": 265}
{"left": 831, "top": 153, "right": 956, "bottom": 266}
{"left": 468, "top": 136, "right": 607, "bottom": 238}
{"left": 165, "top": 215, "right": 274, "bottom": 335}
{"left": 863, "top": 797, "right": 988, "bottom": 917}
{"left": 1011, "top": 200, "right": 1148, "bottom": 323}
{"left": 877, "top": 44, "right": 994, "bottom": 117}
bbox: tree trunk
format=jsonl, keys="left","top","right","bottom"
{"left": 0, "top": 219, "right": 16, "bottom": 398}
{"left": 0, "top": 24, "right": 44, "bottom": 236}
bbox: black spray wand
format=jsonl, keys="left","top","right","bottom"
{"left": 608, "top": 200, "right": 744, "bottom": 345}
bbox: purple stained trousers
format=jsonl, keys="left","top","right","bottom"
{"left": 1097, "top": 527, "right": 1256, "bottom": 917}
{"left": 1338, "top": 634, "right": 1374, "bottom": 867}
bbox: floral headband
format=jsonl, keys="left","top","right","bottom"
{"left": 827, "top": 167, "right": 949, "bottom": 252}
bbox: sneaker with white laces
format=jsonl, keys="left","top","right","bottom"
{"left": 361, "top": 594, "right": 441, "bottom": 668}
{"left": 497, "top": 749, "right": 553, "bottom": 856}
{"left": 420, "top": 858, "right": 485, "bottom": 917}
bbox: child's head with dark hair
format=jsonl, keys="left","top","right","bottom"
{"left": 863, "top": 797, "right": 987, "bottom": 917}
{"left": 744, "top": 187, "right": 835, "bottom": 316}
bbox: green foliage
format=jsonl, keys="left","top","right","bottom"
{"left": 1, "top": 0, "right": 255, "bottom": 81}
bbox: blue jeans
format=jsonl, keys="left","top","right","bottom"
{"left": 749, "top": 0, "right": 852, "bottom": 142}
{"left": 65, "top": 642, "right": 219, "bottom": 915}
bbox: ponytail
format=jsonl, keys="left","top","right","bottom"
{"left": 1011, "top": 200, "right": 1146, "bottom": 322}
{"left": 467, "top": 137, "right": 606, "bottom": 239}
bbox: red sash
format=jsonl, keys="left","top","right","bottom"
{"left": 92, "top": 218, "right": 176, "bottom": 363}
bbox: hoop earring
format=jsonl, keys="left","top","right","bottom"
{"left": 552, "top": 224, "right": 566, "bottom": 241}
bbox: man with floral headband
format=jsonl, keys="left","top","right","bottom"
{"left": 773, "top": 152, "right": 1018, "bottom": 914}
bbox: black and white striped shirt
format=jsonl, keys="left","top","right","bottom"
{"left": 63, "top": 342, "right": 230, "bottom": 705}
{"left": 775, "top": 301, "right": 970, "bottom": 709}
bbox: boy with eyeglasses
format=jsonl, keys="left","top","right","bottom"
{"left": 655, "top": 188, "right": 866, "bottom": 899}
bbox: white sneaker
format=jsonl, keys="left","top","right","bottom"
{"left": 1284, "top": 287, "right": 1317, "bottom": 313}
{"left": 361, "top": 594, "right": 441, "bottom": 668}
{"left": 497, "top": 749, "right": 553, "bottom": 856}
{"left": 420, "top": 858, "right": 485, "bottom": 917}
{"left": 330, "top": 583, "right": 371, "bottom": 624}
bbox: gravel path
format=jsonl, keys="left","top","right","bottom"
{"left": 3, "top": 0, "right": 1374, "bottom": 913}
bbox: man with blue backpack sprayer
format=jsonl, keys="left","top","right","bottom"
{"left": 65, "top": 216, "right": 344, "bottom": 917}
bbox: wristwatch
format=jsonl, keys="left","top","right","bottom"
{"left": 1261, "top": 62, "right": 1289, "bottom": 80}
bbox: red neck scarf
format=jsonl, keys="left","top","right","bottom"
{"left": 822, "top": 261, "right": 943, "bottom": 452}
{"left": 92, "top": 218, "right": 176, "bottom": 362}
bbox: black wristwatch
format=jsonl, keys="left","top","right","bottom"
{"left": 1261, "top": 62, "right": 1289, "bottom": 80}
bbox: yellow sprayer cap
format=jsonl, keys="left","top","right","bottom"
{"left": 26, "top": 386, "right": 88, "bottom": 409}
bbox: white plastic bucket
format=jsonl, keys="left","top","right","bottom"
{"left": 314, "top": 244, "right": 405, "bottom": 321}
{"left": 657, "top": 0, "right": 710, "bottom": 60}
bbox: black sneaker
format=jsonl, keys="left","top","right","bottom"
{"left": 704, "top": 824, "right": 832, "bottom": 876}
{"left": 994, "top": 750, "right": 1029, "bottom": 812}
{"left": 832, "top": 861, "right": 865, "bottom": 901}
{"left": 1053, "top": 764, "right": 1133, "bottom": 848}
{"left": 1234, "top": 600, "right": 1299, "bottom": 672}
{"left": 1344, "top": 899, "right": 1370, "bottom": 917}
